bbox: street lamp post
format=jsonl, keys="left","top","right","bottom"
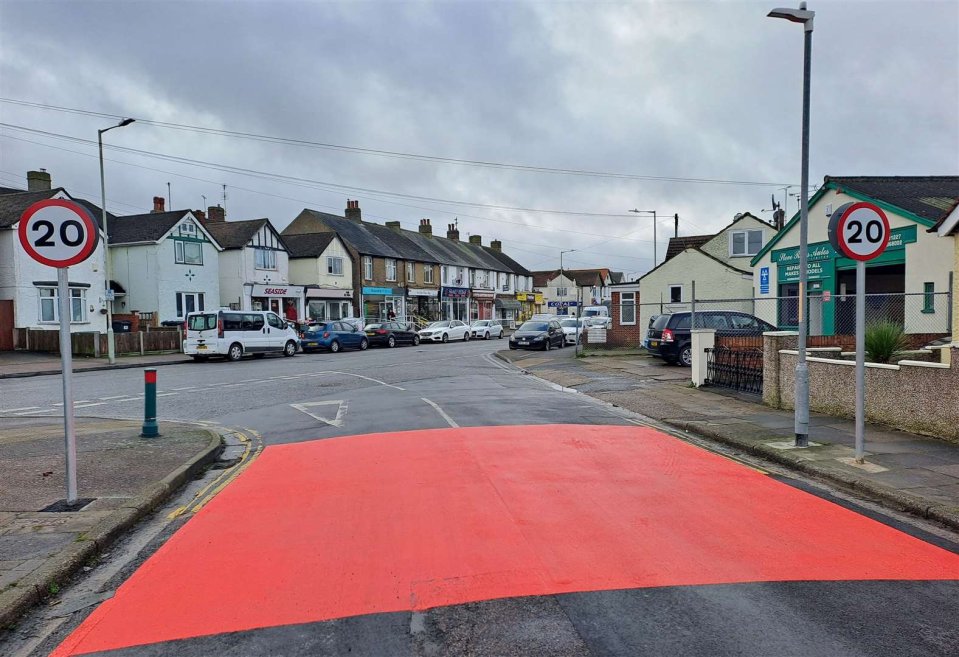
{"left": 768, "top": 2, "right": 814, "bottom": 447}
{"left": 628, "top": 209, "right": 658, "bottom": 268}
{"left": 98, "top": 118, "right": 135, "bottom": 365}
{"left": 560, "top": 249, "right": 576, "bottom": 316}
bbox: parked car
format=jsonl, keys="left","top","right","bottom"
{"left": 509, "top": 319, "right": 566, "bottom": 351}
{"left": 418, "top": 320, "right": 471, "bottom": 343}
{"left": 645, "top": 311, "right": 776, "bottom": 366}
{"left": 470, "top": 319, "right": 504, "bottom": 340}
{"left": 584, "top": 316, "right": 612, "bottom": 329}
{"left": 299, "top": 321, "right": 369, "bottom": 353}
{"left": 364, "top": 321, "right": 421, "bottom": 347}
{"left": 559, "top": 318, "right": 587, "bottom": 345}
{"left": 184, "top": 310, "right": 300, "bottom": 361}
{"left": 581, "top": 305, "right": 609, "bottom": 321}
{"left": 529, "top": 313, "right": 558, "bottom": 321}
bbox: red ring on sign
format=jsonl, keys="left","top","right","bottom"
{"left": 835, "top": 201, "right": 891, "bottom": 262}
{"left": 17, "top": 199, "right": 101, "bottom": 268}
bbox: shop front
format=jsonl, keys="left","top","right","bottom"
{"left": 470, "top": 289, "right": 495, "bottom": 321}
{"left": 361, "top": 286, "right": 406, "bottom": 322}
{"left": 441, "top": 286, "right": 470, "bottom": 321}
{"left": 494, "top": 297, "right": 522, "bottom": 327}
{"left": 515, "top": 292, "right": 542, "bottom": 320}
{"left": 305, "top": 287, "right": 354, "bottom": 323}
{"left": 250, "top": 283, "right": 304, "bottom": 322}
{"left": 407, "top": 288, "right": 440, "bottom": 322}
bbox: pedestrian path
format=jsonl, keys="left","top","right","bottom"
{"left": 0, "top": 352, "right": 189, "bottom": 379}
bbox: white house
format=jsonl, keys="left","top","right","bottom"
{"left": 637, "top": 212, "right": 777, "bottom": 332}
{"left": 109, "top": 200, "right": 223, "bottom": 325}
{"left": 287, "top": 232, "right": 356, "bottom": 322}
{"left": 0, "top": 175, "right": 110, "bottom": 335}
{"left": 202, "top": 213, "right": 305, "bottom": 320}
{"left": 531, "top": 268, "right": 613, "bottom": 316}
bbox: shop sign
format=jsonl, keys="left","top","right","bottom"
{"left": 534, "top": 293, "right": 544, "bottom": 304}
{"left": 773, "top": 225, "right": 916, "bottom": 284}
{"left": 306, "top": 287, "right": 352, "bottom": 299}
{"left": 252, "top": 284, "right": 304, "bottom": 297}
{"left": 362, "top": 286, "right": 394, "bottom": 296}
{"left": 442, "top": 286, "right": 470, "bottom": 299}
{"left": 406, "top": 288, "right": 438, "bottom": 298}
{"left": 778, "top": 260, "right": 827, "bottom": 284}
{"left": 548, "top": 301, "right": 579, "bottom": 308}
{"left": 516, "top": 292, "right": 528, "bottom": 301}
{"left": 471, "top": 289, "right": 495, "bottom": 300}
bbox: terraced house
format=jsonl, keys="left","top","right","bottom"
{"left": 281, "top": 200, "right": 532, "bottom": 324}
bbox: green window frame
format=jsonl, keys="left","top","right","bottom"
{"left": 922, "top": 282, "right": 935, "bottom": 313}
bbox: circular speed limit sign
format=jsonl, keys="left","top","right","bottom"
{"left": 17, "top": 199, "right": 100, "bottom": 268}
{"left": 827, "top": 201, "right": 891, "bottom": 262}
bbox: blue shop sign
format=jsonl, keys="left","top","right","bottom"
{"left": 362, "top": 286, "right": 395, "bottom": 296}
{"left": 548, "top": 301, "right": 579, "bottom": 308}
{"left": 442, "top": 286, "right": 470, "bottom": 299}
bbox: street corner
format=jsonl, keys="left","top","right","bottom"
{"left": 49, "top": 423, "right": 959, "bottom": 656}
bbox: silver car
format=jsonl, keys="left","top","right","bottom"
{"left": 469, "top": 319, "right": 504, "bottom": 339}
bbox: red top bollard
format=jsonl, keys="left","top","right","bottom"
{"left": 145, "top": 369, "right": 157, "bottom": 385}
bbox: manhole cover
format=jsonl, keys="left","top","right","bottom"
{"left": 40, "top": 498, "right": 96, "bottom": 512}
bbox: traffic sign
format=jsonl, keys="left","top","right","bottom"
{"left": 827, "top": 201, "right": 890, "bottom": 262}
{"left": 17, "top": 199, "right": 100, "bottom": 268}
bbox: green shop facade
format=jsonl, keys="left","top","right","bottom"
{"left": 750, "top": 182, "right": 954, "bottom": 337}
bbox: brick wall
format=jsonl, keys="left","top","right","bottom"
{"left": 605, "top": 291, "right": 643, "bottom": 347}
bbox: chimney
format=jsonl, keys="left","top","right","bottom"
{"left": 490, "top": 239, "right": 502, "bottom": 253}
{"left": 345, "top": 199, "right": 362, "bottom": 222}
{"left": 469, "top": 235, "right": 482, "bottom": 246}
{"left": 27, "top": 170, "right": 51, "bottom": 192}
{"left": 385, "top": 221, "right": 402, "bottom": 232}
{"left": 418, "top": 218, "right": 432, "bottom": 236}
{"left": 152, "top": 196, "right": 165, "bottom": 213}
{"left": 773, "top": 208, "right": 785, "bottom": 231}
{"left": 207, "top": 205, "right": 225, "bottom": 222}
{"left": 194, "top": 209, "right": 206, "bottom": 221}
{"left": 447, "top": 223, "right": 460, "bottom": 241}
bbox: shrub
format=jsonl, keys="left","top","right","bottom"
{"left": 864, "top": 321, "right": 908, "bottom": 363}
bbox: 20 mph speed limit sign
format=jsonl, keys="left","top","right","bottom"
{"left": 18, "top": 199, "right": 100, "bottom": 268}
{"left": 827, "top": 201, "right": 891, "bottom": 262}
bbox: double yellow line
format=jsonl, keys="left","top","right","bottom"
{"left": 167, "top": 426, "right": 264, "bottom": 519}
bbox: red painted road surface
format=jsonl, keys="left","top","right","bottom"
{"left": 54, "top": 424, "right": 959, "bottom": 655}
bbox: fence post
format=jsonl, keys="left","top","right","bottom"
{"left": 139, "top": 331, "right": 145, "bottom": 356}
{"left": 690, "top": 329, "right": 715, "bottom": 387}
{"left": 690, "top": 280, "right": 697, "bottom": 329}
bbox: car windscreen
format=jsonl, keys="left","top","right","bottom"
{"left": 518, "top": 322, "right": 548, "bottom": 332}
{"left": 304, "top": 324, "right": 327, "bottom": 333}
{"left": 471, "top": 321, "right": 488, "bottom": 326}
{"left": 428, "top": 322, "right": 449, "bottom": 328}
{"left": 188, "top": 314, "right": 217, "bottom": 331}
{"left": 560, "top": 319, "right": 578, "bottom": 327}
{"left": 652, "top": 315, "right": 671, "bottom": 330}
{"left": 583, "top": 310, "right": 600, "bottom": 316}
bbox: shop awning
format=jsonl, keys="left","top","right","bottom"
{"left": 494, "top": 298, "right": 522, "bottom": 310}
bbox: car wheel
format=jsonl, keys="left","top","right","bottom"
{"left": 464, "top": 332, "right": 470, "bottom": 341}
{"left": 679, "top": 344, "right": 693, "bottom": 367}
{"left": 360, "top": 338, "right": 369, "bottom": 351}
{"left": 497, "top": 331, "right": 503, "bottom": 339}
{"left": 412, "top": 335, "right": 420, "bottom": 346}
{"left": 283, "top": 341, "right": 297, "bottom": 357}
{"left": 544, "top": 339, "right": 551, "bottom": 351}
{"left": 442, "top": 333, "right": 449, "bottom": 343}
{"left": 387, "top": 335, "right": 396, "bottom": 348}
{"left": 484, "top": 332, "right": 490, "bottom": 340}
{"left": 330, "top": 340, "right": 341, "bottom": 353}
{"left": 227, "top": 343, "right": 243, "bottom": 362}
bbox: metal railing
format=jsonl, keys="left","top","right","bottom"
{"left": 704, "top": 346, "right": 764, "bottom": 395}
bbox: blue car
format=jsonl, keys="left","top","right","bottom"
{"left": 299, "top": 321, "right": 369, "bottom": 353}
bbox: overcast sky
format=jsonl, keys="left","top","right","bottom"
{"left": 1, "top": 0, "right": 956, "bottom": 277}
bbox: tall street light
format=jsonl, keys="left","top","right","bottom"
{"left": 99, "top": 117, "right": 136, "bottom": 365}
{"left": 628, "top": 209, "right": 658, "bottom": 268}
{"left": 768, "top": 2, "right": 814, "bottom": 447}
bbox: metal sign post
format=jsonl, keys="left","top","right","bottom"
{"left": 828, "top": 201, "right": 891, "bottom": 463}
{"left": 18, "top": 199, "right": 101, "bottom": 506}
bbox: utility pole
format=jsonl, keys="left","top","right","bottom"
{"left": 628, "top": 209, "right": 658, "bottom": 268}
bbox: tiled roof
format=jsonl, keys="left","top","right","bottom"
{"left": 827, "top": 176, "right": 959, "bottom": 229}
{"left": 202, "top": 219, "right": 278, "bottom": 250}
{"left": 609, "top": 271, "right": 625, "bottom": 284}
{"left": 665, "top": 234, "right": 713, "bottom": 262}
{"left": 482, "top": 246, "right": 532, "bottom": 276}
{"left": 531, "top": 270, "right": 558, "bottom": 287}
{"left": 0, "top": 188, "right": 117, "bottom": 230}
{"left": 108, "top": 210, "right": 194, "bottom": 244}
{"left": 285, "top": 232, "right": 337, "bottom": 258}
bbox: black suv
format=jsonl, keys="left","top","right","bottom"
{"left": 644, "top": 311, "right": 776, "bottom": 366}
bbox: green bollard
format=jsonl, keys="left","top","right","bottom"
{"left": 141, "top": 368, "right": 160, "bottom": 438}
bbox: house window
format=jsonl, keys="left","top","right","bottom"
{"left": 39, "top": 288, "right": 56, "bottom": 323}
{"left": 669, "top": 284, "right": 682, "bottom": 303}
{"left": 730, "top": 230, "right": 763, "bottom": 257}
{"left": 327, "top": 256, "right": 343, "bottom": 276}
{"left": 174, "top": 240, "right": 203, "bottom": 265}
{"left": 441, "top": 266, "right": 449, "bottom": 284}
{"left": 38, "top": 287, "right": 86, "bottom": 323}
{"left": 469, "top": 270, "right": 476, "bottom": 287}
{"left": 424, "top": 265, "right": 434, "bottom": 283}
{"left": 254, "top": 248, "right": 276, "bottom": 270}
{"left": 70, "top": 289, "right": 84, "bottom": 322}
{"left": 407, "top": 261, "right": 415, "bottom": 282}
{"left": 620, "top": 292, "right": 636, "bottom": 325}
{"left": 386, "top": 259, "right": 397, "bottom": 281}
{"left": 175, "top": 292, "right": 205, "bottom": 318}
{"left": 923, "top": 282, "right": 935, "bottom": 313}
{"left": 557, "top": 287, "right": 568, "bottom": 297}
{"left": 363, "top": 256, "right": 373, "bottom": 281}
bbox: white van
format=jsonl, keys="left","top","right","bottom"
{"left": 582, "top": 305, "right": 609, "bottom": 319}
{"left": 184, "top": 309, "right": 300, "bottom": 361}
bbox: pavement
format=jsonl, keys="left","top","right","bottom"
{"left": 0, "top": 352, "right": 190, "bottom": 380}
{"left": 0, "top": 417, "right": 222, "bottom": 629}
{"left": 497, "top": 347, "right": 959, "bottom": 532}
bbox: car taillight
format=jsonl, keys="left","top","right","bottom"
{"left": 376, "top": 329, "right": 387, "bottom": 334}
{"left": 323, "top": 332, "right": 330, "bottom": 338}
{"left": 218, "top": 318, "right": 224, "bottom": 338}
{"left": 662, "top": 328, "right": 674, "bottom": 343}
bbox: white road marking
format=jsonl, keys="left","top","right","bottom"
{"left": 421, "top": 397, "right": 459, "bottom": 428}
{"left": 98, "top": 395, "right": 128, "bottom": 400}
{"left": 75, "top": 402, "right": 106, "bottom": 408}
{"left": 0, "top": 406, "right": 40, "bottom": 413}
{"left": 326, "top": 371, "right": 405, "bottom": 390}
{"left": 155, "top": 392, "right": 178, "bottom": 397}
{"left": 170, "top": 386, "right": 197, "bottom": 391}
{"left": 290, "top": 400, "right": 349, "bottom": 427}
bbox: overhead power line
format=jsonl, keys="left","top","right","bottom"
{"left": 0, "top": 97, "right": 796, "bottom": 188}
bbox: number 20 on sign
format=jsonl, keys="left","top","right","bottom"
{"left": 18, "top": 199, "right": 101, "bottom": 505}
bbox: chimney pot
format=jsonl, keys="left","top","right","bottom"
{"left": 152, "top": 196, "right": 165, "bottom": 213}
{"left": 27, "top": 170, "right": 52, "bottom": 192}
{"left": 345, "top": 199, "right": 362, "bottom": 222}
{"left": 418, "top": 219, "right": 433, "bottom": 236}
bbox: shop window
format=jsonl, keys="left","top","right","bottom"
{"left": 669, "top": 285, "right": 683, "bottom": 303}
{"left": 327, "top": 256, "right": 343, "bottom": 276}
{"left": 730, "top": 230, "right": 763, "bottom": 257}
{"left": 386, "top": 259, "right": 397, "bottom": 281}
{"left": 363, "top": 256, "right": 373, "bottom": 281}
{"left": 923, "top": 282, "right": 935, "bottom": 313}
{"left": 255, "top": 248, "right": 276, "bottom": 270}
{"left": 620, "top": 292, "right": 636, "bottom": 325}
{"left": 174, "top": 240, "right": 203, "bottom": 265}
